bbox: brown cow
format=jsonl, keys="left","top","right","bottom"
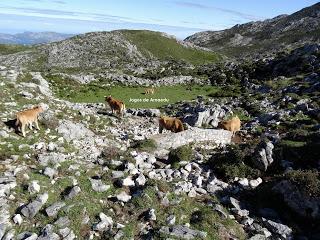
{"left": 218, "top": 115, "right": 241, "bottom": 137}
{"left": 16, "top": 105, "right": 44, "bottom": 137}
{"left": 105, "top": 95, "right": 126, "bottom": 117}
{"left": 159, "top": 116, "right": 184, "bottom": 133}
{"left": 145, "top": 88, "right": 155, "bottom": 95}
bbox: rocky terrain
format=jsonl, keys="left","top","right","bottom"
{"left": 0, "top": 3, "right": 320, "bottom": 240}
{"left": 185, "top": 2, "right": 320, "bottom": 57}
{"left": 0, "top": 40, "right": 319, "bottom": 239}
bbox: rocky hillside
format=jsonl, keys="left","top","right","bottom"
{"left": 0, "top": 30, "right": 221, "bottom": 74}
{"left": 0, "top": 41, "right": 319, "bottom": 239}
{"left": 0, "top": 32, "right": 74, "bottom": 45}
{"left": 185, "top": 2, "right": 320, "bottom": 57}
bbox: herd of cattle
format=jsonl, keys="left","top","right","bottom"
{"left": 14, "top": 95, "right": 241, "bottom": 137}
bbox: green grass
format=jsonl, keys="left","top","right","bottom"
{"left": 46, "top": 74, "right": 220, "bottom": 108}
{"left": 0, "top": 44, "right": 32, "bottom": 55}
{"left": 123, "top": 30, "right": 222, "bottom": 65}
{"left": 131, "top": 139, "right": 157, "bottom": 152}
{"left": 280, "top": 140, "right": 307, "bottom": 148}
{"left": 128, "top": 181, "right": 245, "bottom": 239}
{"left": 286, "top": 170, "right": 320, "bottom": 198}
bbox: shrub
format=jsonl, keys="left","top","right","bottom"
{"left": 101, "top": 146, "right": 121, "bottom": 160}
{"left": 208, "top": 86, "right": 241, "bottom": 98}
{"left": 286, "top": 170, "right": 320, "bottom": 198}
{"left": 276, "top": 141, "right": 320, "bottom": 169}
{"left": 131, "top": 139, "right": 156, "bottom": 152}
{"left": 168, "top": 144, "right": 193, "bottom": 168}
{"left": 208, "top": 144, "right": 260, "bottom": 181}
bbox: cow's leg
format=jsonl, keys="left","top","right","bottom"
{"left": 159, "top": 125, "right": 163, "bottom": 134}
{"left": 21, "top": 123, "right": 26, "bottom": 137}
{"left": 35, "top": 119, "right": 40, "bottom": 130}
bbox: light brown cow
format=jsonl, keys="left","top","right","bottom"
{"left": 105, "top": 95, "right": 126, "bottom": 117}
{"left": 16, "top": 105, "right": 44, "bottom": 137}
{"left": 218, "top": 115, "right": 241, "bottom": 137}
{"left": 159, "top": 116, "right": 184, "bottom": 133}
{"left": 145, "top": 88, "right": 155, "bottom": 95}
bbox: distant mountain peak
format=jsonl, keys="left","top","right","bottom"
{"left": 0, "top": 31, "right": 74, "bottom": 45}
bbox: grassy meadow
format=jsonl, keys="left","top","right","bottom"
{"left": 46, "top": 74, "right": 219, "bottom": 108}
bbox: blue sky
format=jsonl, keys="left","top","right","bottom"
{"left": 0, "top": 0, "right": 318, "bottom": 39}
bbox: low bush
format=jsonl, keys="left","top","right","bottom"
{"left": 208, "top": 144, "right": 260, "bottom": 181}
{"left": 168, "top": 144, "right": 193, "bottom": 168}
{"left": 286, "top": 170, "right": 320, "bottom": 198}
{"left": 131, "top": 139, "right": 157, "bottom": 152}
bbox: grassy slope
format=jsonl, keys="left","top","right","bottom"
{"left": 0, "top": 44, "right": 32, "bottom": 55}
{"left": 123, "top": 30, "right": 221, "bottom": 65}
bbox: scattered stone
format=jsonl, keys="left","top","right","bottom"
{"left": 249, "top": 178, "right": 263, "bottom": 189}
{"left": 13, "top": 214, "right": 23, "bottom": 225}
{"left": 45, "top": 202, "right": 66, "bottom": 217}
{"left": 64, "top": 186, "right": 81, "bottom": 199}
{"left": 263, "top": 218, "right": 293, "bottom": 239}
{"left": 116, "top": 191, "right": 131, "bottom": 202}
{"left": 37, "top": 152, "right": 67, "bottom": 166}
{"left": 112, "top": 171, "right": 125, "bottom": 179}
{"left": 59, "top": 227, "right": 76, "bottom": 240}
{"left": 167, "top": 215, "right": 176, "bottom": 225}
{"left": 248, "top": 234, "right": 267, "bottom": 240}
{"left": 135, "top": 174, "right": 146, "bottom": 186}
{"left": 28, "top": 181, "right": 40, "bottom": 194}
{"left": 54, "top": 216, "right": 70, "bottom": 228}
{"left": 147, "top": 208, "right": 157, "bottom": 221}
{"left": 160, "top": 225, "right": 207, "bottom": 239}
{"left": 37, "top": 224, "right": 60, "bottom": 240}
{"left": 21, "top": 193, "right": 48, "bottom": 218}
{"left": 121, "top": 176, "right": 135, "bottom": 187}
{"left": 16, "top": 232, "right": 38, "bottom": 240}
{"left": 213, "top": 204, "right": 228, "bottom": 219}
{"left": 93, "top": 213, "right": 113, "bottom": 232}
{"left": 253, "top": 140, "right": 274, "bottom": 171}
{"left": 43, "top": 167, "right": 57, "bottom": 179}
{"left": 229, "top": 197, "right": 249, "bottom": 217}
{"left": 90, "top": 178, "right": 110, "bottom": 192}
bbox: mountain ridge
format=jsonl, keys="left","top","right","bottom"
{"left": 0, "top": 30, "right": 221, "bottom": 73}
{"left": 185, "top": 2, "right": 320, "bottom": 57}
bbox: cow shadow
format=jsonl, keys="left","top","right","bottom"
{"left": 97, "top": 110, "right": 114, "bottom": 116}
{"left": 3, "top": 118, "right": 21, "bottom": 135}
{"left": 97, "top": 110, "right": 125, "bottom": 120}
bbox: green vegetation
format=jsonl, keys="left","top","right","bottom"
{"left": 276, "top": 140, "right": 320, "bottom": 169}
{"left": 208, "top": 144, "right": 260, "bottom": 181}
{"left": 123, "top": 30, "right": 222, "bottom": 65}
{"left": 208, "top": 85, "right": 241, "bottom": 98}
{"left": 128, "top": 180, "right": 245, "bottom": 239}
{"left": 168, "top": 145, "right": 193, "bottom": 168}
{"left": 12, "top": 165, "right": 115, "bottom": 238}
{"left": 46, "top": 74, "right": 220, "bottom": 108}
{"left": 286, "top": 170, "right": 320, "bottom": 197}
{"left": 280, "top": 140, "right": 307, "bottom": 148}
{"left": 0, "top": 44, "right": 32, "bottom": 55}
{"left": 131, "top": 139, "right": 157, "bottom": 152}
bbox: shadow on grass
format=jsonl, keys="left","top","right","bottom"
{"left": 3, "top": 118, "right": 22, "bottom": 136}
